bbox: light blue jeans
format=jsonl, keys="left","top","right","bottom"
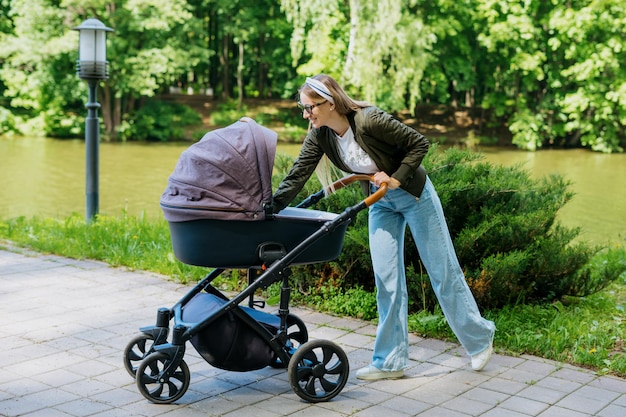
{"left": 368, "top": 177, "right": 495, "bottom": 371}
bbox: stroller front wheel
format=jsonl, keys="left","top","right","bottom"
{"left": 136, "top": 351, "right": 190, "bottom": 404}
{"left": 123, "top": 334, "right": 156, "bottom": 377}
{"left": 288, "top": 339, "right": 349, "bottom": 403}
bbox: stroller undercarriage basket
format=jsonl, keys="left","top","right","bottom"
{"left": 182, "top": 292, "right": 277, "bottom": 371}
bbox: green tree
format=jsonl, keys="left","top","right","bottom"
{"left": 473, "top": 0, "right": 626, "bottom": 152}
{"left": 200, "top": 0, "right": 294, "bottom": 104}
{"left": 0, "top": 0, "right": 207, "bottom": 138}
{"left": 414, "top": 0, "right": 481, "bottom": 107}
{"left": 548, "top": 0, "right": 626, "bottom": 152}
{"left": 0, "top": 0, "right": 17, "bottom": 133}
{"left": 2, "top": 0, "right": 625, "bottom": 151}
{"left": 0, "top": 0, "right": 82, "bottom": 137}
{"left": 0, "top": 0, "right": 296, "bottom": 139}
{"left": 86, "top": 0, "right": 208, "bottom": 139}
{"left": 280, "top": 0, "right": 434, "bottom": 111}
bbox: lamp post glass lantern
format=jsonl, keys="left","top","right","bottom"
{"left": 72, "top": 18, "right": 113, "bottom": 222}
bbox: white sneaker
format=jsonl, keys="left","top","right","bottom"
{"left": 471, "top": 341, "right": 493, "bottom": 371}
{"left": 355, "top": 365, "right": 404, "bottom": 380}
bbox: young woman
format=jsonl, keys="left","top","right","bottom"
{"left": 272, "top": 74, "right": 495, "bottom": 380}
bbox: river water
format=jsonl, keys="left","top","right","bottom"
{"left": 1, "top": 137, "right": 624, "bottom": 244}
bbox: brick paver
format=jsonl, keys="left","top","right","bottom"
{"left": 1, "top": 247, "right": 625, "bottom": 416}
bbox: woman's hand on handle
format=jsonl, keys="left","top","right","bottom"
{"left": 373, "top": 171, "right": 401, "bottom": 189}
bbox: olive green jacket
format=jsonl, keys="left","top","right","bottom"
{"left": 272, "top": 106, "right": 430, "bottom": 212}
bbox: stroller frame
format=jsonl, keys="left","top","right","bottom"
{"left": 124, "top": 175, "right": 387, "bottom": 404}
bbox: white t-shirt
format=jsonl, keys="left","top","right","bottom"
{"left": 337, "top": 128, "right": 379, "bottom": 174}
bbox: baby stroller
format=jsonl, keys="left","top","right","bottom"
{"left": 123, "top": 118, "right": 387, "bottom": 404}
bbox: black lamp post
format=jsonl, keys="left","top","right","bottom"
{"left": 72, "top": 18, "right": 113, "bottom": 223}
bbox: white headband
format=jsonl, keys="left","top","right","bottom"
{"left": 305, "top": 77, "right": 334, "bottom": 104}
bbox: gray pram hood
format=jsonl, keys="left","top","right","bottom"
{"left": 161, "top": 117, "right": 277, "bottom": 222}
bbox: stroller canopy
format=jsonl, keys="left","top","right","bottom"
{"left": 161, "top": 117, "right": 277, "bottom": 222}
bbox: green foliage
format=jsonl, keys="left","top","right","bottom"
{"left": 276, "top": 147, "right": 626, "bottom": 310}
{"left": 0, "top": 0, "right": 82, "bottom": 136}
{"left": 475, "top": 0, "right": 626, "bottom": 153}
{"left": 281, "top": 0, "right": 434, "bottom": 111}
{"left": 1, "top": 0, "right": 625, "bottom": 152}
{"left": 120, "top": 100, "right": 202, "bottom": 141}
{"left": 408, "top": 306, "right": 454, "bottom": 339}
{"left": 281, "top": 0, "right": 626, "bottom": 153}
{"left": 0, "top": 106, "right": 18, "bottom": 135}
{"left": 416, "top": 0, "right": 482, "bottom": 106}
{"left": 571, "top": 244, "right": 626, "bottom": 297}
{"left": 209, "top": 100, "right": 250, "bottom": 126}
{"left": 492, "top": 289, "right": 626, "bottom": 376}
{"left": 306, "top": 286, "right": 378, "bottom": 321}
{"left": 426, "top": 147, "right": 624, "bottom": 308}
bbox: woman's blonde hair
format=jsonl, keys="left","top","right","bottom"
{"left": 300, "top": 74, "right": 370, "bottom": 115}
{"left": 300, "top": 74, "right": 371, "bottom": 193}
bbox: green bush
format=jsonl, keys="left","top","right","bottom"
{"left": 0, "top": 105, "right": 18, "bottom": 135}
{"left": 42, "top": 110, "right": 83, "bottom": 138}
{"left": 209, "top": 100, "right": 248, "bottom": 127}
{"left": 278, "top": 147, "right": 626, "bottom": 311}
{"left": 122, "top": 100, "right": 202, "bottom": 142}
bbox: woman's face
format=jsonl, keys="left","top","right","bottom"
{"left": 299, "top": 92, "right": 331, "bottom": 128}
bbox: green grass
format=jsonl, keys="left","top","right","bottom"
{"left": 1, "top": 213, "right": 625, "bottom": 377}
{"left": 0, "top": 213, "right": 209, "bottom": 282}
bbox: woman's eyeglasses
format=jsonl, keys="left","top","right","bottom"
{"left": 297, "top": 100, "right": 328, "bottom": 115}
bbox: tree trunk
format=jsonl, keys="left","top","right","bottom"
{"left": 112, "top": 96, "right": 122, "bottom": 141}
{"left": 100, "top": 84, "right": 113, "bottom": 141}
{"left": 344, "top": 0, "right": 361, "bottom": 77}
{"left": 258, "top": 35, "right": 265, "bottom": 97}
{"left": 237, "top": 41, "right": 244, "bottom": 109}
{"left": 450, "top": 80, "right": 458, "bottom": 108}
{"left": 220, "top": 33, "right": 231, "bottom": 99}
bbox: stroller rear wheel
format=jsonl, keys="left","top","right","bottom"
{"left": 270, "top": 313, "right": 309, "bottom": 368}
{"left": 123, "top": 334, "right": 156, "bottom": 377}
{"left": 288, "top": 339, "right": 349, "bottom": 403}
{"left": 136, "top": 352, "right": 190, "bottom": 404}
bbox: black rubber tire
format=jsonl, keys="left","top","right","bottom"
{"left": 135, "top": 352, "right": 190, "bottom": 404}
{"left": 287, "top": 339, "right": 349, "bottom": 403}
{"left": 270, "top": 313, "right": 309, "bottom": 368}
{"left": 123, "top": 334, "right": 155, "bottom": 377}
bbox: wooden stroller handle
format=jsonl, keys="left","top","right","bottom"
{"left": 364, "top": 180, "right": 388, "bottom": 207}
{"left": 326, "top": 174, "right": 388, "bottom": 207}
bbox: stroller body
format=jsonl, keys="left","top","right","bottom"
{"left": 124, "top": 118, "right": 386, "bottom": 404}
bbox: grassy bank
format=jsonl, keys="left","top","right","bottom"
{"left": 1, "top": 213, "right": 625, "bottom": 377}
